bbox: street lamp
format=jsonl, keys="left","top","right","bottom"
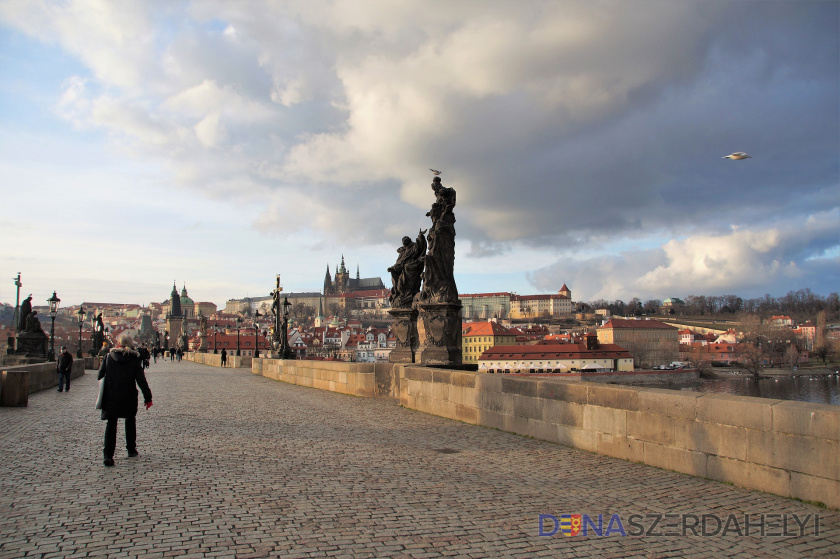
{"left": 76, "top": 306, "right": 86, "bottom": 358}
{"left": 213, "top": 325, "right": 218, "bottom": 354}
{"left": 47, "top": 291, "right": 60, "bottom": 361}
{"left": 280, "top": 296, "right": 292, "bottom": 359}
{"left": 253, "top": 310, "right": 261, "bottom": 358}
{"left": 236, "top": 316, "right": 242, "bottom": 356}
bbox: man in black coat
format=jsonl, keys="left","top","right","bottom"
{"left": 97, "top": 334, "right": 153, "bottom": 467}
{"left": 56, "top": 346, "right": 73, "bottom": 392}
{"left": 138, "top": 343, "right": 150, "bottom": 369}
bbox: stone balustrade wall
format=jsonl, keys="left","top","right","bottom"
{"left": 253, "top": 358, "right": 377, "bottom": 398}
{"left": 185, "top": 352, "right": 252, "bottom": 368}
{"left": 399, "top": 366, "right": 840, "bottom": 509}
{"left": 1, "top": 360, "right": 86, "bottom": 406}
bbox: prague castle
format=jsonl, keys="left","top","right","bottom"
{"left": 323, "top": 255, "right": 385, "bottom": 296}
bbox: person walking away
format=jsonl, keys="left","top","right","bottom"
{"left": 176, "top": 347, "right": 183, "bottom": 362}
{"left": 138, "top": 343, "right": 151, "bottom": 369}
{"left": 56, "top": 346, "right": 73, "bottom": 392}
{"left": 220, "top": 347, "right": 227, "bottom": 367}
{"left": 97, "top": 334, "right": 152, "bottom": 467}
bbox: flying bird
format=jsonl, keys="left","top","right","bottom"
{"left": 722, "top": 152, "right": 751, "bottom": 160}
{"left": 429, "top": 169, "right": 442, "bottom": 175}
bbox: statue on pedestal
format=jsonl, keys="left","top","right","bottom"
{"left": 16, "top": 306, "right": 48, "bottom": 359}
{"left": 387, "top": 172, "right": 462, "bottom": 365}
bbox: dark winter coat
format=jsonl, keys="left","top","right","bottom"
{"left": 56, "top": 351, "right": 73, "bottom": 374}
{"left": 97, "top": 347, "right": 152, "bottom": 420}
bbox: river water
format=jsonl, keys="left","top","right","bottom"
{"left": 634, "top": 373, "right": 840, "bottom": 406}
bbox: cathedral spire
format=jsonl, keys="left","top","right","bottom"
{"left": 356, "top": 264, "right": 360, "bottom": 280}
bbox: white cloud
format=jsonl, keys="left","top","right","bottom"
{"left": 528, "top": 210, "right": 840, "bottom": 301}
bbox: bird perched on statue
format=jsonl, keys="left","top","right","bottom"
{"left": 722, "top": 152, "right": 751, "bottom": 160}
{"left": 430, "top": 169, "right": 442, "bottom": 175}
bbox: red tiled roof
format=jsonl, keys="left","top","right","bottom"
{"left": 459, "top": 292, "right": 510, "bottom": 298}
{"left": 463, "top": 322, "right": 515, "bottom": 337}
{"left": 479, "top": 342, "right": 631, "bottom": 360}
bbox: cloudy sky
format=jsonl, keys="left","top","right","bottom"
{"left": 1, "top": 0, "right": 837, "bottom": 308}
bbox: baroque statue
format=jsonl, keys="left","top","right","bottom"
{"left": 24, "top": 310, "right": 45, "bottom": 334}
{"left": 415, "top": 176, "right": 459, "bottom": 305}
{"left": 17, "top": 294, "right": 32, "bottom": 332}
{"left": 388, "top": 229, "right": 426, "bottom": 309}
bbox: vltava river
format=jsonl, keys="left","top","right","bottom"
{"left": 638, "top": 374, "right": 840, "bottom": 406}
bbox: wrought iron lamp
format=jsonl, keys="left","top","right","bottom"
{"left": 47, "top": 291, "right": 60, "bottom": 361}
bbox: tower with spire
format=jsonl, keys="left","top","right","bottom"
{"left": 322, "top": 254, "right": 386, "bottom": 295}
{"left": 166, "top": 281, "right": 185, "bottom": 351}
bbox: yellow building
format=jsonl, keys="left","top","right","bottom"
{"left": 596, "top": 318, "right": 679, "bottom": 368}
{"left": 462, "top": 321, "right": 516, "bottom": 365}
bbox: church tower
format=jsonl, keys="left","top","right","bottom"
{"left": 167, "top": 281, "right": 184, "bottom": 350}
{"left": 323, "top": 265, "right": 332, "bottom": 295}
{"left": 335, "top": 254, "right": 350, "bottom": 294}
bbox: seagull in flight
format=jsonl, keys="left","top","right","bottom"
{"left": 429, "top": 169, "right": 442, "bottom": 175}
{"left": 722, "top": 152, "right": 751, "bottom": 160}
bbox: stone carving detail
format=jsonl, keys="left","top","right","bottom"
{"left": 393, "top": 317, "right": 413, "bottom": 348}
{"left": 24, "top": 311, "right": 45, "bottom": 334}
{"left": 388, "top": 229, "right": 427, "bottom": 309}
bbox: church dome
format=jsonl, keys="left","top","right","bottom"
{"left": 180, "top": 285, "right": 194, "bottom": 306}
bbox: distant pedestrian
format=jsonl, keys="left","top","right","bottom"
{"left": 56, "top": 346, "right": 73, "bottom": 392}
{"left": 176, "top": 348, "right": 183, "bottom": 362}
{"left": 220, "top": 348, "right": 227, "bottom": 367}
{"left": 97, "top": 334, "right": 152, "bottom": 467}
{"left": 152, "top": 347, "right": 158, "bottom": 363}
{"left": 170, "top": 347, "right": 176, "bottom": 362}
{"left": 138, "top": 343, "right": 150, "bottom": 369}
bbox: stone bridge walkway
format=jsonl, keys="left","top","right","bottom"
{"left": 1, "top": 360, "right": 837, "bottom": 558}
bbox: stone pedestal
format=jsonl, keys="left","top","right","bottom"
{"left": 1, "top": 370, "right": 29, "bottom": 406}
{"left": 14, "top": 332, "right": 47, "bottom": 359}
{"left": 388, "top": 308, "right": 419, "bottom": 363}
{"left": 416, "top": 303, "right": 462, "bottom": 366}
{"left": 198, "top": 333, "right": 208, "bottom": 353}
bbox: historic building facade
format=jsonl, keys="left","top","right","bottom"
{"left": 596, "top": 318, "right": 679, "bottom": 368}
{"left": 323, "top": 255, "right": 385, "bottom": 295}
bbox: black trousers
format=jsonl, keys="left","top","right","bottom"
{"left": 104, "top": 416, "right": 136, "bottom": 458}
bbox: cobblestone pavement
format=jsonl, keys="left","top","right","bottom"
{"left": 1, "top": 360, "right": 838, "bottom": 558}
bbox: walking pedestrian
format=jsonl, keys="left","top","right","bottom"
{"left": 56, "top": 346, "right": 73, "bottom": 392}
{"left": 138, "top": 343, "right": 151, "bottom": 369}
{"left": 220, "top": 347, "right": 227, "bottom": 367}
{"left": 97, "top": 334, "right": 153, "bottom": 467}
{"left": 176, "top": 347, "right": 183, "bottom": 362}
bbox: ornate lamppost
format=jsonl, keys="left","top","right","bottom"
{"left": 253, "top": 310, "right": 261, "bottom": 358}
{"left": 213, "top": 326, "right": 219, "bottom": 354}
{"left": 280, "top": 296, "right": 292, "bottom": 359}
{"left": 47, "top": 291, "right": 60, "bottom": 361}
{"left": 236, "top": 316, "right": 242, "bottom": 356}
{"left": 76, "top": 306, "right": 86, "bottom": 358}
